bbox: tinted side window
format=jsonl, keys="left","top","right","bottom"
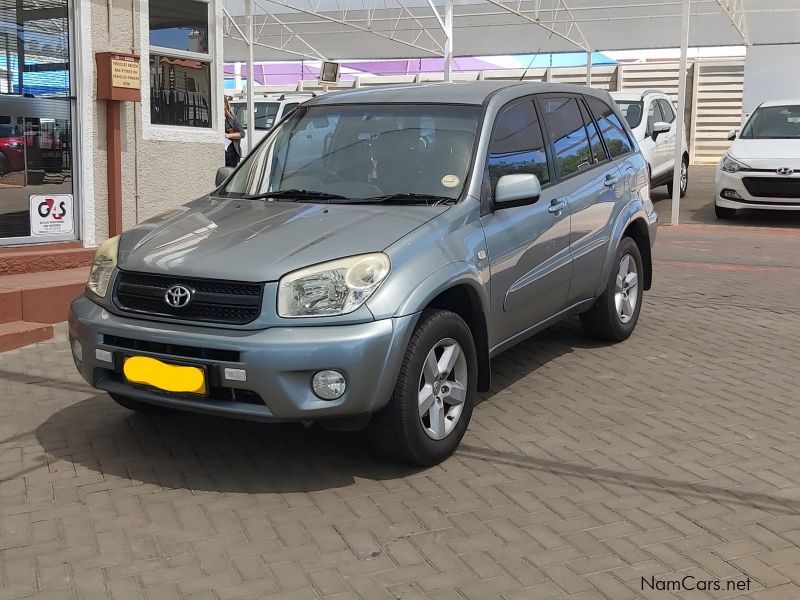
{"left": 488, "top": 100, "right": 550, "bottom": 190}
{"left": 541, "top": 97, "right": 593, "bottom": 178}
{"left": 658, "top": 98, "right": 676, "bottom": 123}
{"left": 579, "top": 99, "right": 608, "bottom": 163}
{"left": 587, "top": 98, "right": 633, "bottom": 158}
{"left": 646, "top": 100, "right": 665, "bottom": 132}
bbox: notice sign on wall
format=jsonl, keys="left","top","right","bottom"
{"left": 30, "top": 195, "right": 74, "bottom": 236}
{"left": 111, "top": 56, "right": 140, "bottom": 89}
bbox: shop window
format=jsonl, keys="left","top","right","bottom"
{"left": 148, "top": 0, "right": 212, "bottom": 128}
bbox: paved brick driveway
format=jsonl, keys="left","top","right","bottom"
{"left": 2, "top": 215, "right": 800, "bottom": 597}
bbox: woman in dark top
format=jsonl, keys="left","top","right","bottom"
{"left": 224, "top": 96, "right": 246, "bottom": 167}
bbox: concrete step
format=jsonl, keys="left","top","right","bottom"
{"left": 0, "top": 243, "right": 95, "bottom": 276}
{"left": 0, "top": 320, "right": 54, "bottom": 353}
{"left": 0, "top": 267, "right": 89, "bottom": 325}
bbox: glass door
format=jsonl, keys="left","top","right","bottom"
{"left": 0, "top": 0, "right": 76, "bottom": 244}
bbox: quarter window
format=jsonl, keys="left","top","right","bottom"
{"left": 541, "top": 97, "right": 593, "bottom": 178}
{"left": 149, "top": 0, "right": 213, "bottom": 128}
{"left": 586, "top": 98, "right": 633, "bottom": 159}
{"left": 487, "top": 100, "right": 550, "bottom": 191}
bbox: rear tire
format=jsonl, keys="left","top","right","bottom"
{"left": 110, "top": 393, "right": 171, "bottom": 414}
{"left": 667, "top": 156, "right": 689, "bottom": 198}
{"left": 580, "top": 237, "right": 644, "bottom": 342}
{"left": 368, "top": 309, "right": 477, "bottom": 466}
{"left": 715, "top": 204, "right": 737, "bottom": 219}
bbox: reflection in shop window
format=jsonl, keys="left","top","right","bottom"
{"left": 148, "top": 0, "right": 213, "bottom": 128}
{"left": 149, "top": 56, "right": 212, "bottom": 128}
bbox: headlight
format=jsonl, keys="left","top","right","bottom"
{"left": 278, "top": 253, "right": 390, "bottom": 317}
{"left": 87, "top": 235, "right": 120, "bottom": 298}
{"left": 7, "top": 141, "right": 22, "bottom": 148}
{"left": 721, "top": 154, "right": 751, "bottom": 173}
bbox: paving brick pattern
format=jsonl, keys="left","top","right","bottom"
{"left": 2, "top": 222, "right": 800, "bottom": 600}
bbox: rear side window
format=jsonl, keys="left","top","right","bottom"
{"left": 487, "top": 99, "right": 550, "bottom": 190}
{"left": 579, "top": 99, "right": 608, "bottom": 164}
{"left": 586, "top": 97, "right": 633, "bottom": 158}
{"left": 541, "top": 97, "right": 593, "bottom": 178}
{"left": 658, "top": 98, "right": 676, "bottom": 123}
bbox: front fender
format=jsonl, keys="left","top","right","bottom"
{"left": 393, "top": 262, "right": 490, "bottom": 318}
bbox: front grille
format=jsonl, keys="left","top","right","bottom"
{"left": 742, "top": 177, "right": 800, "bottom": 199}
{"left": 115, "top": 271, "right": 263, "bottom": 325}
{"left": 104, "top": 335, "right": 240, "bottom": 362}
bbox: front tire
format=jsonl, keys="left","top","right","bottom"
{"left": 580, "top": 237, "right": 644, "bottom": 342}
{"left": 368, "top": 309, "right": 477, "bottom": 466}
{"left": 715, "top": 204, "right": 737, "bottom": 219}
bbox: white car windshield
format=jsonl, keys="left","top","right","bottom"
{"left": 220, "top": 103, "right": 481, "bottom": 204}
{"left": 234, "top": 102, "right": 280, "bottom": 131}
{"left": 616, "top": 101, "right": 644, "bottom": 129}
{"left": 741, "top": 104, "right": 800, "bottom": 139}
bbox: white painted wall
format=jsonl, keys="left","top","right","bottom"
{"left": 743, "top": 44, "right": 800, "bottom": 116}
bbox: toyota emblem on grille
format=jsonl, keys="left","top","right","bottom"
{"left": 777, "top": 167, "right": 794, "bottom": 176}
{"left": 165, "top": 285, "right": 193, "bottom": 308}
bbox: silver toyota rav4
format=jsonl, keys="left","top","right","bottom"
{"left": 69, "top": 82, "right": 657, "bottom": 465}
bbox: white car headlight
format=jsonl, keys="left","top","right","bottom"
{"left": 721, "top": 154, "right": 751, "bottom": 173}
{"left": 278, "top": 253, "right": 390, "bottom": 317}
{"left": 87, "top": 235, "right": 120, "bottom": 298}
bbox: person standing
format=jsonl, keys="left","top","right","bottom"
{"left": 224, "top": 96, "right": 245, "bottom": 167}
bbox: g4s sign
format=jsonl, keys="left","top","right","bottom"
{"left": 29, "top": 194, "right": 74, "bottom": 236}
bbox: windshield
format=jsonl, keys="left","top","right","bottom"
{"left": 616, "top": 100, "right": 644, "bottom": 129}
{"left": 220, "top": 103, "right": 481, "bottom": 203}
{"left": 741, "top": 104, "right": 800, "bottom": 139}
{"left": 233, "top": 102, "right": 280, "bottom": 131}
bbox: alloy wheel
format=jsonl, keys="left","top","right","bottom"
{"left": 615, "top": 254, "right": 639, "bottom": 324}
{"left": 680, "top": 161, "right": 688, "bottom": 193}
{"left": 418, "top": 338, "right": 468, "bottom": 441}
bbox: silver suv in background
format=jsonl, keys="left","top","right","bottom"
{"left": 70, "top": 82, "right": 657, "bottom": 466}
{"left": 231, "top": 92, "right": 315, "bottom": 154}
{"left": 612, "top": 90, "right": 689, "bottom": 198}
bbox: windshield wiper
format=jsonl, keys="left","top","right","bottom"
{"left": 353, "top": 193, "right": 456, "bottom": 205}
{"left": 241, "top": 189, "right": 348, "bottom": 201}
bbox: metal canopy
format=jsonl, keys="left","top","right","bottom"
{"left": 222, "top": 0, "right": 800, "bottom": 62}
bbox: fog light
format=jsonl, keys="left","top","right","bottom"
{"left": 312, "top": 370, "right": 346, "bottom": 400}
{"left": 721, "top": 189, "right": 743, "bottom": 200}
{"left": 70, "top": 337, "right": 82, "bottom": 366}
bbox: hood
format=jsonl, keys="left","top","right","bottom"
{"left": 729, "top": 138, "right": 800, "bottom": 169}
{"left": 118, "top": 196, "right": 446, "bottom": 281}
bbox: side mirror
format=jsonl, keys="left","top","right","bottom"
{"left": 652, "top": 121, "right": 671, "bottom": 139}
{"left": 494, "top": 174, "right": 541, "bottom": 208}
{"left": 727, "top": 129, "right": 738, "bottom": 141}
{"left": 215, "top": 166, "right": 234, "bottom": 187}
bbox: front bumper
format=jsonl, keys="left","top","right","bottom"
{"left": 68, "top": 294, "right": 417, "bottom": 422}
{"left": 715, "top": 168, "right": 800, "bottom": 211}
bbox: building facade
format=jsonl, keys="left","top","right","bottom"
{"left": 0, "top": 0, "right": 225, "bottom": 248}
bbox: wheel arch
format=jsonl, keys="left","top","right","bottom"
{"left": 622, "top": 217, "right": 653, "bottom": 291}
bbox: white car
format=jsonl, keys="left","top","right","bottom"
{"left": 715, "top": 100, "right": 800, "bottom": 219}
{"left": 612, "top": 90, "right": 689, "bottom": 197}
{"left": 231, "top": 93, "right": 315, "bottom": 155}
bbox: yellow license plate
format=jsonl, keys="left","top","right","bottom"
{"left": 122, "top": 356, "right": 207, "bottom": 395}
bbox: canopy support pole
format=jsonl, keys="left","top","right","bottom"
{"left": 246, "top": 0, "right": 256, "bottom": 155}
{"left": 443, "top": 0, "right": 453, "bottom": 81}
{"left": 586, "top": 51, "right": 592, "bottom": 86}
{"left": 671, "top": 0, "right": 690, "bottom": 226}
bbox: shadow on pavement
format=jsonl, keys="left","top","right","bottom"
{"left": 33, "top": 320, "right": 600, "bottom": 494}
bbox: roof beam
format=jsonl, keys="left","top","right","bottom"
{"left": 481, "top": 0, "right": 590, "bottom": 51}
{"left": 712, "top": 0, "right": 750, "bottom": 45}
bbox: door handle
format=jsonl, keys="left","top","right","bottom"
{"left": 548, "top": 199, "right": 567, "bottom": 214}
{"left": 604, "top": 176, "right": 619, "bottom": 187}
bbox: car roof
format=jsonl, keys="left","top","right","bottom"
{"left": 306, "top": 81, "right": 614, "bottom": 106}
{"left": 758, "top": 99, "right": 800, "bottom": 108}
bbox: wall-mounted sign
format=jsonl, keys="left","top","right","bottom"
{"left": 96, "top": 52, "right": 141, "bottom": 102}
{"left": 110, "top": 56, "right": 140, "bottom": 90}
{"left": 29, "top": 194, "right": 74, "bottom": 236}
